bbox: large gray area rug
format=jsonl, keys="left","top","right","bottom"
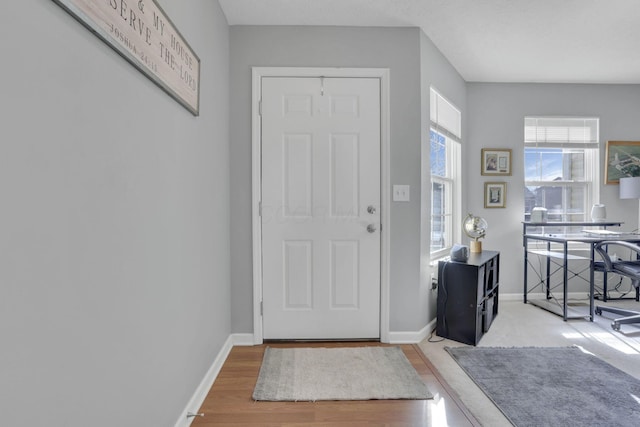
{"left": 252, "top": 346, "right": 433, "bottom": 401}
{"left": 446, "top": 346, "right": 640, "bottom": 427}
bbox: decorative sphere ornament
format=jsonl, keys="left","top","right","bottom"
{"left": 463, "top": 213, "right": 488, "bottom": 253}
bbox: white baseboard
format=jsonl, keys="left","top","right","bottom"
{"left": 174, "top": 290, "right": 604, "bottom": 426}
{"left": 387, "top": 318, "right": 436, "bottom": 344}
{"left": 500, "top": 292, "right": 526, "bottom": 301}
{"left": 232, "top": 333, "right": 256, "bottom": 346}
{"left": 500, "top": 292, "right": 593, "bottom": 301}
{"left": 176, "top": 291, "right": 603, "bottom": 425}
{"left": 387, "top": 294, "right": 596, "bottom": 346}
{"left": 175, "top": 333, "right": 255, "bottom": 427}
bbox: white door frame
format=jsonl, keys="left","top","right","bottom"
{"left": 251, "top": 67, "right": 391, "bottom": 344}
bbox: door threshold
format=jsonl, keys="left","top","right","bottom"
{"left": 264, "top": 338, "right": 381, "bottom": 343}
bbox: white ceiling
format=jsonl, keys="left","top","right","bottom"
{"left": 218, "top": 0, "right": 640, "bottom": 84}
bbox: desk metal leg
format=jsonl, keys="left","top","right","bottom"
{"left": 589, "top": 243, "right": 595, "bottom": 321}
{"left": 523, "top": 242, "right": 528, "bottom": 303}
{"left": 546, "top": 241, "right": 552, "bottom": 300}
{"left": 563, "top": 241, "right": 568, "bottom": 321}
{"left": 523, "top": 226, "right": 528, "bottom": 304}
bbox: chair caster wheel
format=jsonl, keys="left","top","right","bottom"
{"left": 595, "top": 307, "right": 602, "bottom": 315}
{"left": 611, "top": 322, "right": 621, "bottom": 331}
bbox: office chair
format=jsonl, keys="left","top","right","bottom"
{"left": 594, "top": 240, "right": 640, "bottom": 331}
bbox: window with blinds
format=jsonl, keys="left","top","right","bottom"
{"left": 524, "top": 117, "right": 600, "bottom": 223}
{"left": 431, "top": 88, "right": 461, "bottom": 258}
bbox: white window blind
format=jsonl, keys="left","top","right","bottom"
{"left": 525, "top": 117, "right": 599, "bottom": 148}
{"left": 431, "top": 88, "right": 461, "bottom": 139}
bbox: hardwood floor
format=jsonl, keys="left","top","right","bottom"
{"left": 192, "top": 342, "right": 480, "bottom": 427}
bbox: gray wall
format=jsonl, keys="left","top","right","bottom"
{"left": 419, "top": 33, "right": 467, "bottom": 328}
{"left": 229, "top": 26, "right": 466, "bottom": 334}
{"left": 0, "top": 1, "right": 230, "bottom": 426}
{"left": 467, "top": 83, "right": 640, "bottom": 295}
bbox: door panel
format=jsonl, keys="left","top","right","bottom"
{"left": 261, "top": 77, "right": 381, "bottom": 339}
{"left": 283, "top": 241, "right": 312, "bottom": 309}
{"left": 283, "top": 134, "right": 312, "bottom": 217}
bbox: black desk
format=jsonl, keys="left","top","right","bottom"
{"left": 522, "top": 222, "right": 640, "bottom": 321}
{"left": 522, "top": 221, "right": 623, "bottom": 246}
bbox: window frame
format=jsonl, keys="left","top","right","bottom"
{"left": 430, "top": 87, "right": 462, "bottom": 260}
{"left": 524, "top": 116, "right": 600, "bottom": 233}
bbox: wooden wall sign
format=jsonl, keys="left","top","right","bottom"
{"left": 53, "top": 0, "right": 201, "bottom": 116}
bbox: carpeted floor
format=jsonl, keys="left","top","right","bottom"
{"left": 447, "top": 346, "right": 640, "bottom": 427}
{"left": 419, "top": 300, "right": 640, "bottom": 427}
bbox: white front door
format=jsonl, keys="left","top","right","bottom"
{"left": 261, "top": 76, "right": 381, "bottom": 340}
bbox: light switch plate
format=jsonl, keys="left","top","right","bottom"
{"left": 393, "top": 185, "right": 410, "bottom": 202}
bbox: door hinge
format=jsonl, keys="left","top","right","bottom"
{"left": 258, "top": 99, "right": 262, "bottom": 116}
{"left": 260, "top": 301, "right": 264, "bottom": 316}
{"left": 258, "top": 201, "right": 262, "bottom": 217}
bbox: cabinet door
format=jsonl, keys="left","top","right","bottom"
{"left": 437, "top": 261, "right": 481, "bottom": 345}
{"left": 484, "top": 257, "right": 498, "bottom": 293}
{"left": 476, "top": 264, "right": 485, "bottom": 303}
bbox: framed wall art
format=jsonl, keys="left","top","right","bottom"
{"left": 485, "top": 182, "right": 507, "bottom": 208}
{"left": 481, "top": 148, "right": 512, "bottom": 176}
{"left": 604, "top": 141, "right": 640, "bottom": 184}
{"left": 52, "top": 0, "right": 201, "bottom": 116}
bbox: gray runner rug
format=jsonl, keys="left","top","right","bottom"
{"left": 446, "top": 346, "right": 640, "bottom": 427}
{"left": 252, "top": 346, "right": 433, "bottom": 401}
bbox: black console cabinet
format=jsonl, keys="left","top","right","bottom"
{"left": 436, "top": 250, "right": 500, "bottom": 345}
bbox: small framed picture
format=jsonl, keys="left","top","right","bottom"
{"left": 485, "top": 182, "right": 507, "bottom": 208}
{"left": 481, "top": 148, "right": 512, "bottom": 176}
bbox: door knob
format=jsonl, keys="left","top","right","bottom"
{"left": 367, "top": 205, "right": 377, "bottom": 214}
{"left": 367, "top": 224, "right": 377, "bottom": 233}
